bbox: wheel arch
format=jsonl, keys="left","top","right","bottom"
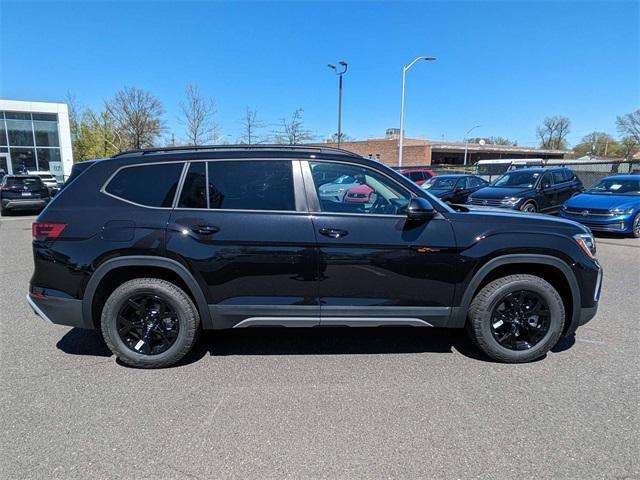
{"left": 83, "top": 256, "right": 213, "bottom": 330}
{"left": 450, "top": 254, "right": 580, "bottom": 335}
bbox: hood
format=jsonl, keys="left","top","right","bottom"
{"left": 469, "top": 186, "right": 534, "bottom": 200}
{"left": 565, "top": 193, "right": 640, "bottom": 210}
{"left": 319, "top": 183, "right": 348, "bottom": 192}
{"left": 348, "top": 185, "right": 374, "bottom": 194}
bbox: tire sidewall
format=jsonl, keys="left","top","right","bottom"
{"left": 101, "top": 281, "right": 196, "bottom": 367}
{"left": 631, "top": 212, "right": 640, "bottom": 238}
{"left": 521, "top": 201, "right": 537, "bottom": 213}
{"left": 478, "top": 279, "right": 563, "bottom": 361}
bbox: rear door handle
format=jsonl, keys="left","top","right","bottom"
{"left": 191, "top": 225, "right": 220, "bottom": 235}
{"left": 319, "top": 228, "right": 348, "bottom": 239}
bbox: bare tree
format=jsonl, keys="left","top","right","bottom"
{"left": 65, "top": 91, "right": 80, "bottom": 142}
{"left": 179, "top": 84, "right": 219, "bottom": 145}
{"left": 616, "top": 110, "right": 640, "bottom": 144}
{"left": 238, "top": 107, "right": 266, "bottom": 144}
{"left": 105, "top": 86, "right": 165, "bottom": 149}
{"left": 275, "top": 108, "right": 314, "bottom": 145}
{"left": 467, "top": 136, "right": 517, "bottom": 146}
{"left": 328, "top": 132, "right": 353, "bottom": 143}
{"left": 536, "top": 116, "right": 571, "bottom": 150}
{"left": 618, "top": 136, "right": 639, "bottom": 160}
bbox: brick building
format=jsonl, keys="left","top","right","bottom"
{"left": 331, "top": 129, "right": 567, "bottom": 168}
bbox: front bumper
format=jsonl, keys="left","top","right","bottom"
{"left": 559, "top": 211, "right": 634, "bottom": 233}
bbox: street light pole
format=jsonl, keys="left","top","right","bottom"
{"left": 398, "top": 56, "right": 436, "bottom": 167}
{"left": 328, "top": 61, "right": 348, "bottom": 147}
{"left": 463, "top": 125, "right": 481, "bottom": 166}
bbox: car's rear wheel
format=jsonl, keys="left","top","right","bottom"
{"left": 631, "top": 212, "right": 640, "bottom": 238}
{"left": 466, "top": 274, "right": 565, "bottom": 363}
{"left": 520, "top": 201, "right": 537, "bottom": 213}
{"left": 101, "top": 278, "right": 200, "bottom": 368}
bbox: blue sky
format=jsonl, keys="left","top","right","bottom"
{"left": 1, "top": 1, "right": 638, "bottom": 146}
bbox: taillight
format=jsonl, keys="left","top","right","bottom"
{"left": 32, "top": 222, "right": 66, "bottom": 241}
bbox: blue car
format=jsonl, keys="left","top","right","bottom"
{"left": 560, "top": 175, "right": 640, "bottom": 237}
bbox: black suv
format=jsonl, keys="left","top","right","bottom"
{"left": 467, "top": 167, "right": 583, "bottom": 213}
{"left": 1, "top": 175, "right": 51, "bottom": 215}
{"left": 28, "top": 146, "right": 601, "bottom": 368}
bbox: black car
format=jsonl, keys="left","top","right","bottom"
{"left": 27, "top": 146, "right": 601, "bottom": 368}
{"left": 0, "top": 175, "right": 51, "bottom": 215}
{"left": 422, "top": 174, "right": 488, "bottom": 204}
{"left": 467, "top": 167, "right": 583, "bottom": 213}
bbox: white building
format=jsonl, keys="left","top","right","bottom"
{"left": 0, "top": 99, "right": 73, "bottom": 182}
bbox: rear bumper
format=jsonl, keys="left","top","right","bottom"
{"left": 2, "top": 198, "right": 48, "bottom": 210}
{"left": 26, "top": 293, "right": 89, "bottom": 329}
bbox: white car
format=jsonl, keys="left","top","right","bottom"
{"left": 27, "top": 171, "right": 60, "bottom": 195}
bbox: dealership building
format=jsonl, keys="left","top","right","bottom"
{"left": 335, "top": 129, "right": 567, "bottom": 167}
{"left": 0, "top": 99, "right": 73, "bottom": 182}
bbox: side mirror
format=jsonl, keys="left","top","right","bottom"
{"left": 407, "top": 197, "right": 435, "bottom": 221}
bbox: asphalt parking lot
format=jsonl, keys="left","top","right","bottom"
{"left": 1, "top": 214, "right": 638, "bottom": 479}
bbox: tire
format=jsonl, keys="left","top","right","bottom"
{"left": 466, "top": 274, "right": 565, "bottom": 363}
{"left": 630, "top": 213, "right": 640, "bottom": 238}
{"left": 101, "top": 278, "right": 200, "bottom": 368}
{"left": 520, "top": 201, "right": 537, "bottom": 213}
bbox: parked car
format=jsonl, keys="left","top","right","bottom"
{"left": 559, "top": 175, "right": 640, "bottom": 237}
{"left": 398, "top": 168, "right": 436, "bottom": 186}
{"left": 317, "top": 174, "right": 363, "bottom": 203}
{"left": 467, "top": 167, "right": 583, "bottom": 213}
{"left": 0, "top": 175, "right": 50, "bottom": 215}
{"left": 28, "top": 145, "right": 601, "bottom": 368}
{"left": 344, "top": 184, "right": 374, "bottom": 203}
{"left": 423, "top": 174, "right": 488, "bottom": 204}
{"left": 28, "top": 170, "right": 60, "bottom": 196}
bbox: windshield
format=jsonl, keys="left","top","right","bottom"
{"left": 424, "top": 177, "right": 458, "bottom": 190}
{"left": 587, "top": 178, "right": 640, "bottom": 195}
{"left": 5, "top": 177, "right": 43, "bottom": 188}
{"left": 334, "top": 175, "right": 356, "bottom": 185}
{"left": 493, "top": 170, "right": 541, "bottom": 188}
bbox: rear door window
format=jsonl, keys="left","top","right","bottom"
{"left": 105, "top": 163, "right": 184, "bottom": 207}
{"left": 178, "top": 162, "right": 207, "bottom": 208}
{"left": 552, "top": 170, "right": 565, "bottom": 184}
{"left": 206, "top": 160, "right": 295, "bottom": 211}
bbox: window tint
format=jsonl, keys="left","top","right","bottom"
{"left": 455, "top": 177, "right": 469, "bottom": 189}
{"left": 468, "top": 176, "right": 486, "bottom": 187}
{"left": 206, "top": 160, "right": 295, "bottom": 211}
{"left": 562, "top": 169, "right": 575, "bottom": 182}
{"left": 310, "top": 162, "right": 411, "bottom": 215}
{"left": 407, "top": 171, "right": 424, "bottom": 181}
{"left": 105, "top": 163, "right": 183, "bottom": 207}
{"left": 540, "top": 172, "right": 553, "bottom": 187}
{"left": 552, "top": 170, "right": 565, "bottom": 184}
{"left": 178, "top": 162, "right": 207, "bottom": 208}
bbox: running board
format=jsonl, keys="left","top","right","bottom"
{"left": 232, "top": 317, "right": 433, "bottom": 328}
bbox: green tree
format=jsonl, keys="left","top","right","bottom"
{"left": 573, "top": 132, "right": 619, "bottom": 158}
{"left": 73, "top": 109, "right": 123, "bottom": 161}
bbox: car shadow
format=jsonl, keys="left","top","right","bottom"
{"left": 56, "top": 327, "right": 577, "bottom": 368}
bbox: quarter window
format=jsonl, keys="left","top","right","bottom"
{"left": 206, "top": 160, "right": 295, "bottom": 211}
{"left": 310, "top": 162, "right": 411, "bottom": 215}
{"left": 105, "top": 163, "right": 183, "bottom": 207}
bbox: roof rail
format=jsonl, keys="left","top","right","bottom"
{"left": 111, "top": 144, "right": 363, "bottom": 159}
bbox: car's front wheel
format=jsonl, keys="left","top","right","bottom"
{"left": 631, "top": 212, "right": 640, "bottom": 238}
{"left": 466, "top": 274, "right": 565, "bottom": 363}
{"left": 101, "top": 278, "right": 200, "bottom": 368}
{"left": 520, "top": 201, "right": 537, "bottom": 213}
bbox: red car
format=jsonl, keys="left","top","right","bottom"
{"left": 344, "top": 184, "right": 374, "bottom": 203}
{"left": 399, "top": 168, "right": 436, "bottom": 186}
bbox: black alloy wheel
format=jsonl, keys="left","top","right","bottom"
{"left": 490, "top": 290, "right": 551, "bottom": 351}
{"left": 521, "top": 202, "right": 537, "bottom": 213}
{"left": 117, "top": 294, "right": 180, "bottom": 355}
{"left": 632, "top": 213, "right": 640, "bottom": 238}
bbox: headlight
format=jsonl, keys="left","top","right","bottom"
{"left": 574, "top": 233, "right": 596, "bottom": 258}
{"left": 500, "top": 197, "right": 522, "bottom": 206}
{"left": 609, "top": 207, "right": 634, "bottom": 215}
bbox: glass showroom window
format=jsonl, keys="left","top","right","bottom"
{"left": 10, "top": 148, "right": 37, "bottom": 172}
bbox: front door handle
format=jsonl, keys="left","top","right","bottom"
{"left": 191, "top": 225, "right": 220, "bottom": 235}
{"left": 319, "top": 228, "right": 348, "bottom": 239}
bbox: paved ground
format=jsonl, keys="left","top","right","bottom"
{"left": 1, "top": 214, "right": 638, "bottom": 479}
